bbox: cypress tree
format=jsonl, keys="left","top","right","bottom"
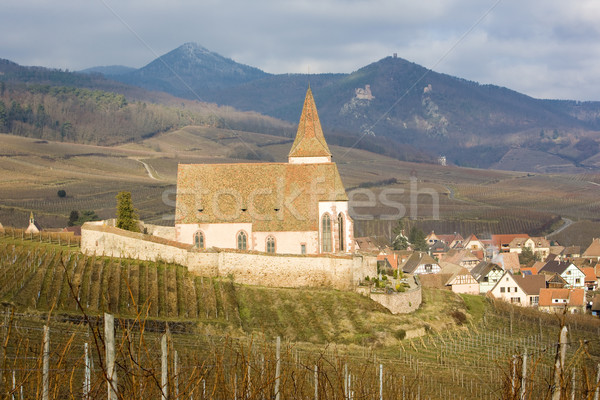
{"left": 116, "top": 191, "right": 139, "bottom": 232}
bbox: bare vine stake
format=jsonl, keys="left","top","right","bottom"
{"left": 521, "top": 350, "right": 527, "bottom": 400}
{"left": 379, "top": 364, "right": 383, "bottom": 400}
{"left": 314, "top": 365, "right": 318, "bottom": 400}
{"left": 570, "top": 368, "right": 575, "bottom": 400}
{"left": 42, "top": 325, "right": 49, "bottom": 400}
{"left": 275, "top": 337, "right": 280, "bottom": 400}
{"left": 161, "top": 333, "right": 168, "bottom": 400}
{"left": 104, "top": 313, "right": 117, "bottom": 400}
{"left": 174, "top": 350, "right": 179, "bottom": 398}
{"left": 83, "top": 343, "right": 90, "bottom": 400}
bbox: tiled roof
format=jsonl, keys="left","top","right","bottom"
{"left": 538, "top": 288, "right": 586, "bottom": 307}
{"left": 561, "top": 246, "right": 580, "bottom": 256}
{"left": 288, "top": 88, "right": 332, "bottom": 159}
{"left": 402, "top": 252, "right": 438, "bottom": 273}
{"left": 355, "top": 237, "right": 380, "bottom": 253}
{"left": 492, "top": 252, "right": 520, "bottom": 272}
{"left": 437, "top": 233, "right": 464, "bottom": 245}
{"left": 491, "top": 234, "right": 529, "bottom": 249}
{"left": 539, "top": 261, "right": 571, "bottom": 275}
{"left": 512, "top": 274, "right": 546, "bottom": 296}
{"left": 175, "top": 162, "right": 347, "bottom": 232}
{"left": 582, "top": 267, "right": 597, "bottom": 283}
{"left": 441, "top": 249, "right": 472, "bottom": 264}
{"left": 470, "top": 262, "right": 502, "bottom": 282}
{"left": 583, "top": 238, "right": 600, "bottom": 258}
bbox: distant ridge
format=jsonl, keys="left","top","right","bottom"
{"left": 112, "top": 42, "right": 270, "bottom": 97}
{"left": 80, "top": 65, "right": 136, "bottom": 76}
{"left": 3, "top": 42, "right": 600, "bottom": 170}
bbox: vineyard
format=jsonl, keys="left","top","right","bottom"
{"left": 1, "top": 237, "right": 600, "bottom": 398}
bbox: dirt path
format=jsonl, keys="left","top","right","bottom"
{"left": 547, "top": 217, "right": 574, "bottom": 237}
{"left": 133, "top": 158, "right": 160, "bottom": 180}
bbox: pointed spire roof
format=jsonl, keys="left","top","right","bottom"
{"left": 288, "top": 88, "right": 332, "bottom": 160}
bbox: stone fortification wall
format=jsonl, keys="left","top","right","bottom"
{"left": 81, "top": 223, "right": 375, "bottom": 290}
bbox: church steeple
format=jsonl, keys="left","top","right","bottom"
{"left": 288, "top": 87, "right": 332, "bottom": 164}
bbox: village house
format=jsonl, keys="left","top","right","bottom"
{"left": 426, "top": 231, "right": 464, "bottom": 249}
{"left": 538, "top": 261, "right": 586, "bottom": 289}
{"left": 401, "top": 251, "right": 440, "bottom": 275}
{"left": 463, "top": 234, "right": 485, "bottom": 252}
{"left": 425, "top": 231, "right": 440, "bottom": 246}
{"left": 418, "top": 261, "right": 479, "bottom": 294}
{"left": 491, "top": 233, "right": 530, "bottom": 256}
{"left": 438, "top": 233, "right": 465, "bottom": 249}
{"left": 538, "top": 288, "right": 586, "bottom": 314}
{"left": 560, "top": 245, "right": 581, "bottom": 260}
{"left": 508, "top": 236, "right": 550, "bottom": 259}
{"left": 441, "top": 248, "right": 480, "bottom": 270}
{"left": 441, "top": 262, "right": 479, "bottom": 295}
{"left": 470, "top": 261, "right": 504, "bottom": 294}
{"left": 489, "top": 271, "right": 546, "bottom": 306}
{"left": 544, "top": 272, "right": 568, "bottom": 289}
{"left": 582, "top": 239, "right": 600, "bottom": 261}
{"left": 429, "top": 241, "right": 450, "bottom": 259}
{"left": 174, "top": 88, "right": 354, "bottom": 255}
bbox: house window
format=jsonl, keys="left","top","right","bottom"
{"left": 514, "top": 287, "right": 518, "bottom": 292}
{"left": 511, "top": 297, "right": 521, "bottom": 304}
{"left": 575, "top": 278, "right": 580, "bottom": 284}
{"left": 266, "top": 236, "right": 276, "bottom": 254}
{"left": 321, "top": 214, "right": 332, "bottom": 252}
{"left": 531, "top": 296, "right": 539, "bottom": 305}
{"left": 237, "top": 231, "right": 247, "bottom": 250}
{"left": 483, "top": 276, "right": 489, "bottom": 282}
{"left": 194, "top": 231, "right": 205, "bottom": 249}
{"left": 338, "top": 213, "right": 345, "bottom": 252}
{"left": 300, "top": 244, "right": 306, "bottom": 255}
{"left": 500, "top": 287, "right": 505, "bottom": 293}
{"left": 425, "top": 264, "right": 432, "bottom": 273}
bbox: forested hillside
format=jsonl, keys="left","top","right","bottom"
{"left": 0, "top": 58, "right": 294, "bottom": 145}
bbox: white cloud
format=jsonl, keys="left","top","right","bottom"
{"left": 0, "top": 0, "right": 599, "bottom": 100}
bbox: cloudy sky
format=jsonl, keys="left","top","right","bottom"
{"left": 2, "top": 0, "right": 599, "bottom": 101}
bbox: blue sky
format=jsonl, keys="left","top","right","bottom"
{"left": 2, "top": 0, "right": 599, "bottom": 100}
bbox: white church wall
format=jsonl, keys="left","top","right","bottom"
{"left": 177, "top": 222, "right": 253, "bottom": 250}
{"left": 252, "top": 231, "right": 319, "bottom": 254}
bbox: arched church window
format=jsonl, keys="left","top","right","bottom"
{"left": 194, "top": 231, "right": 205, "bottom": 249}
{"left": 338, "top": 213, "right": 345, "bottom": 252}
{"left": 322, "top": 214, "right": 332, "bottom": 253}
{"left": 266, "top": 236, "right": 276, "bottom": 253}
{"left": 237, "top": 231, "right": 247, "bottom": 250}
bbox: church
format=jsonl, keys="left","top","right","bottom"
{"left": 175, "top": 88, "right": 355, "bottom": 255}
